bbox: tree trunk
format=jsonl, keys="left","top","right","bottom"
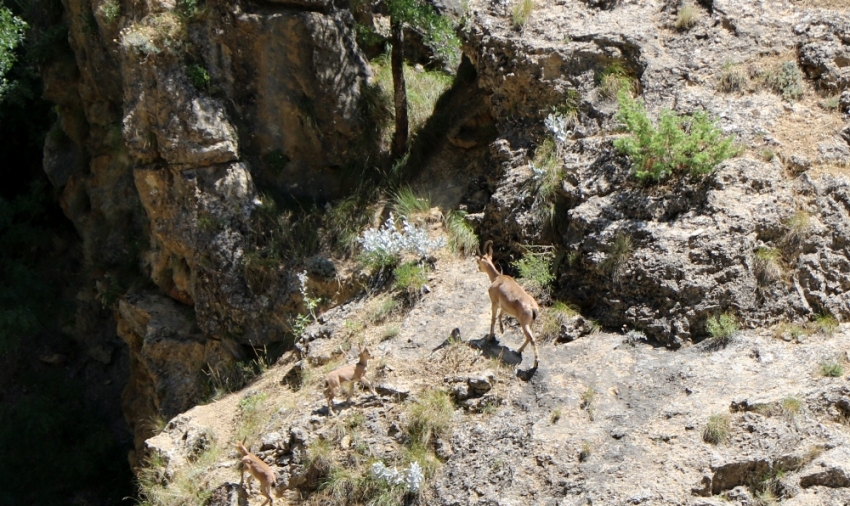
{"left": 390, "top": 17, "right": 408, "bottom": 160}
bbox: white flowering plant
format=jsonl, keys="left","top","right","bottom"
{"left": 370, "top": 460, "right": 424, "bottom": 494}
{"left": 358, "top": 213, "right": 445, "bottom": 268}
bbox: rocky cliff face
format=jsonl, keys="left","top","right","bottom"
{"left": 42, "top": 0, "right": 374, "bottom": 462}
{"left": 36, "top": 0, "right": 850, "bottom": 500}
{"left": 463, "top": 0, "right": 850, "bottom": 346}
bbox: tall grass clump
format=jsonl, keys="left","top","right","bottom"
{"left": 675, "top": 3, "right": 698, "bottom": 30}
{"left": 820, "top": 360, "right": 844, "bottom": 378}
{"left": 511, "top": 0, "right": 534, "bottom": 29}
{"left": 405, "top": 389, "right": 454, "bottom": 448}
{"left": 598, "top": 62, "right": 635, "bottom": 99}
{"left": 137, "top": 444, "right": 220, "bottom": 506}
{"left": 614, "top": 91, "right": 739, "bottom": 183}
{"left": 445, "top": 211, "right": 478, "bottom": 256}
{"left": 392, "top": 186, "right": 431, "bottom": 220}
{"left": 812, "top": 313, "right": 839, "bottom": 336}
{"left": 393, "top": 261, "right": 429, "bottom": 294}
{"left": 703, "top": 413, "right": 730, "bottom": 445}
{"left": 717, "top": 62, "right": 748, "bottom": 93}
{"left": 539, "top": 301, "right": 579, "bottom": 342}
{"left": 753, "top": 247, "right": 784, "bottom": 284}
{"left": 600, "top": 232, "right": 633, "bottom": 280}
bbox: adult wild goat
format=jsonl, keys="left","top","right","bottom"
{"left": 476, "top": 240, "right": 541, "bottom": 369}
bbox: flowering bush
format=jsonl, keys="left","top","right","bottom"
{"left": 358, "top": 213, "right": 445, "bottom": 267}
{"left": 371, "top": 460, "right": 424, "bottom": 494}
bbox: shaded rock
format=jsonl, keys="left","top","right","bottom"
{"left": 207, "top": 483, "right": 247, "bottom": 506}
{"left": 799, "top": 447, "right": 850, "bottom": 488}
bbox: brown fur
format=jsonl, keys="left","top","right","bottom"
{"left": 236, "top": 441, "right": 277, "bottom": 506}
{"left": 323, "top": 348, "right": 378, "bottom": 416}
{"left": 476, "top": 241, "right": 541, "bottom": 368}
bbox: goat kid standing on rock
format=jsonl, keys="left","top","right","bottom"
{"left": 236, "top": 440, "right": 278, "bottom": 506}
{"left": 324, "top": 348, "right": 378, "bottom": 416}
{"left": 477, "top": 240, "right": 541, "bottom": 369}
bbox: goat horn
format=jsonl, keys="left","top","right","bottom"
{"left": 484, "top": 240, "right": 493, "bottom": 257}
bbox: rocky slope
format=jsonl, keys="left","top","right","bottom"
{"left": 144, "top": 253, "right": 850, "bottom": 505}
{"left": 31, "top": 0, "right": 850, "bottom": 501}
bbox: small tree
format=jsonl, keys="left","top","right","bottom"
{"left": 0, "top": 6, "right": 27, "bottom": 103}
{"left": 381, "top": 0, "right": 459, "bottom": 158}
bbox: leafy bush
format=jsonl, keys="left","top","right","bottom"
{"left": 0, "top": 7, "right": 26, "bottom": 101}
{"left": 98, "top": 0, "right": 120, "bottom": 24}
{"left": 706, "top": 313, "right": 738, "bottom": 343}
{"left": 358, "top": 213, "right": 445, "bottom": 268}
{"left": 512, "top": 248, "right": 555, "bottom": 288}
{"left": 186, "top": 63, "right": 210, "bottom": 90}
{"left": 393, "top": 261, "right": 429, "bottom": 293}
{"left": 614, "top": 92, "right": 739, "bottom": 183}
{"left": 820, "top": 361, "right": 844, "bottom": 378}
{"left": 765, "top": 61, "right": 804, "bottom": 101}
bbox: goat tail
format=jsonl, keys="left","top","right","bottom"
{"left": 532, "top": 308, "right": 538, "bottom": 321}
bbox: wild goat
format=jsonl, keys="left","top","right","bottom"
{"left": 323, "top": 348, "right": 378, "bottom": 416}
{"left": 476, "top": 240, "right": 541, "bottom": 369}
{"left": 236, "top": 440, "right": 277, "bottom": 506}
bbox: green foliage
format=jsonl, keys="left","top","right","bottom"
{"left": 812, "top": 313, "right": 838, "bottom": 336}
{"left": 779, "top": 396, "right": 801, "bottom": 418}
{"left": 782, "top": 210, "right": 811, "bottom": 251}
{"left": 511, "top": 0, "right": 534, "bottom": 29}
{"left": 706, "top": 313, "right": 738, "bottom": 343}
{"left": 176, "top": 0, "right": 201, "bottom": 19}
{"left": 0, "top": 6, "right": 27, "bottom": 101}
{"left": 186, "top": 63, "right": 209, "bottom": 90}
{"left": 530, "top": 137, "right": 563, "bottom": 205}
{"left": 137, "top": 444, "right": 219, "bottom": 506}
{"left": 366, "top": 294, "right": 399, "bottom": 324}
{"left": 821, "top": 94, "right": 841, "bottom": 111}
{"left": 703, "top": 413, "right": 730, "bottom": 445}
{"left": 387, "top": 0, "right": 461, "bottom": 68}
{"left": 325, "top": 193, "right": 373, "bottom": 256}
{"left": 820, "top": 360, "right": 844, "bottom": 378}
{"left": 392, "top": 186, "right": 431, "bottom": 219}
{"left": 98, "top": 0, "right": 121, "bottom": 24}
{"left": 614, "top": 92, "right": 739, "bottom": 183}
{"left": 0, "top": 370, "right": 132, "bottom": 504}
{"left": 201, "top": 354, "right": 270, "bottom": 402}
{"left": 765, "top": 61, "right": 804, "bottom": 101}
{"left": 393, "top": 261, "right": 429, "bottom": 293}
{"left": 235, "top": 392, "right": 270, "bottom": 441}
{"left": 512, "top": 247, "right": 555, "bottom": 288}
{"left": 405, "top": 389, "right": 454, "bottom": 447}
{"left": 445, "top": 210, "right": 478, "bottom": 256}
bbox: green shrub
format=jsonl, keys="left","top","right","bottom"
{"left": 812, "top": 313, "right": 838, "bottom": 336}
{"left": 512, "top": 248, "right": 555, "bottom": 288}
{"left": 393, "top": 261, "right": 429, "bottom": 293}
{"left": 98, "top": 0, "right": 120, "bottom": 24}
{"left": 706, "top": 313, "right": 738, "bottom": 343}
{"left": 765, "top": 61, "right": 804, "bottom": 101}
{"left": 186, "top": 63, "right": 210, "bottom": 90}
{"left": 703, "top": 413, "right": 730, "bottom": 444}
{"left": 614, "top": 92, "right": 739, "bottom": 183}
{"left": 539, "top": 301, "right": 579, "bottom": 341}
{"left": 530, "top": 137, "right": 563, "bottom": 203}
{"left": 511, "top": 0, "right": 534, "bottom": 29}
{"left": 820, "top": 361, "right": 844, "bottom": 378}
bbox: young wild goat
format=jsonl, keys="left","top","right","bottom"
{"left": 236, "top": 440, "right": 277, "bottom": 506}
{"left": 476, "top": 240, "right": 541, "bottom": 369}
{"left": 323, "top": 348, "right": 378, "bottom": 416}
